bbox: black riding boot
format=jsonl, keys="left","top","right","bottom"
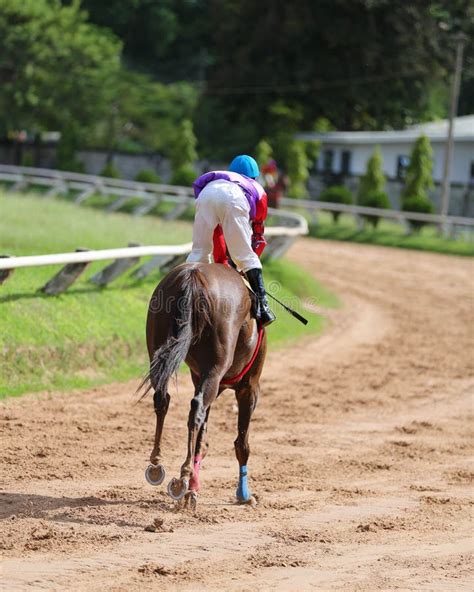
{"left": 245, "top": 268, "right": 276, "bottom": 327}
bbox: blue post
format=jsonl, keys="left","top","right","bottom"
{"left": 236, "top": 464, "right": 251, "bottom": 502}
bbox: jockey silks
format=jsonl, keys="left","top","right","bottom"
{"left": 193, "top": 171, "right": 267, "bottom": 223}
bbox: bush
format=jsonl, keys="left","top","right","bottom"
{"left": 255, "top": 139, "right": 273, "bottom": 168}
{"left": 402, "top": 194, "right": 434, "bottom": 231}
{"left": 100, "top": 162, "right": 121, "bottom": 179}
{"left": 170, "top": 164, "right": 197, "bottom": 186}
{"left": 134, "top": 169, "right": 162, "bottom": 184}
{"left": 319, "top": 185, "right": 353, "bottom": 222}
{"left": 286, "top": 141, "right": 309, "bottom": 198}
{"left": 358, "top": 146, "right": 385, "bottom": 199}
{"left": 358, "top": 190, "right": 391, "bottom": 228}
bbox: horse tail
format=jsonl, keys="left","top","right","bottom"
{"left": 139, "top": 265, "right": 212, "bottom": 398}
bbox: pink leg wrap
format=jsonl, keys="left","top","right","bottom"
{"left": 189, "top": 454, "right": 203, "bottom": 491}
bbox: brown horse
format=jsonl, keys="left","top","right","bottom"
{"left": 141, "top": 262, "right": 266, "bottom": 508}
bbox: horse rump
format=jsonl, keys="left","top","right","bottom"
{"left": 138, "top": 264, "right": 212, "bottom": 398}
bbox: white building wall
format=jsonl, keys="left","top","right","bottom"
{"left": 318, "top": 140, "right": 474, "bottom": 184}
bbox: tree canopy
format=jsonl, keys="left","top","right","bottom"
{"left": 2, "top": 0, "right": 472, "bottom": 161}
{"left": 0, "top": 0, "right": 121, "bottom": 137}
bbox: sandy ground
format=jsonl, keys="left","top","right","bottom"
{"left": 1, "top": 238, "right": 473, "bottom": 592}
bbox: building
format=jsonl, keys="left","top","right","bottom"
{"left": 297, "top": 115, "right": 474, "bottom": 216}
{"left": 298, "top": 115, "right": 474, "bottom": 186}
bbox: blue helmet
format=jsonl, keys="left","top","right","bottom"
{"left": 229, "top": 154, "right": 260, "bottom": 179}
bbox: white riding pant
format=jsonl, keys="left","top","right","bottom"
{"left": 186, "top": 180, "right": 262, "bottom": 272}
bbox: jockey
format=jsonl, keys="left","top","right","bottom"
{"left": 186, "top": 154, "right": 276, "bottom": 326}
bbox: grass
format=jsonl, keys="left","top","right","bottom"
{"left": 0, "top": 191, "right": 337, "bottom": 398}
{"left": 306, "top": 211, "right": 474, "bottom": 256}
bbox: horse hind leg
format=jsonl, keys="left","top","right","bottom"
{"left": 189, "top": 407, "right": 210, "bottom": 492}
{"left": 234, "top": 383, "right": 259, "bottom": 505}
{"left": 167, "top": 374, "right": 220, "bottom": 504}
{"left": 145, "top": 390, "right": 170, "bottom": 487}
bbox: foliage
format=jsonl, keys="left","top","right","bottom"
{"left": 90, "top": 73, "right": 198, "bottom": 155}
{"left": 304, "top": 140, "right": 321, "bottom": 170}
{"left": 170, "top": 120, "right": 198, "bottom": 169}
{"left": 357, "top": 146, "right": 388, "bottom": 227}
{"left": 402, "top": 135, "right": 434, "bottom": 201}
{"left": 134, "top": 169, "right": 162, "bottom": 184}
{"left": 255, "top": 139, "right": 273, "bottom": 167}
{"left": 358, "top": 146, "right": 386, "bottom": 199}
{"left": 402, "top": 195, "right": 435, "bottom": 231}
{"left": 190, "top": 0, "right": 473, "bottom": 155}
{"left": 169, "top": 120, "right": 197, "bottom": 184}
{"left": 319, "top": 185, "right": 354, "bottom": 222}
{"left": 358, "top": 191, "right": 391, "bottom": 228}
{"left": 56, "top": 128, "right": 85, "bottom": 172}
{"left": 286, "top": 141, "right": 309, "bottom": 199}
{"left": 307, "top": 211, "right": 473, "bottom": 256}
{"left": 401, "top": 134, "right": 435, "bottom": 230}
{"left": 100, "top": 162, "right": 121, "bottom": 178}
{"left": 170, "top": 165, "right": 198, "bottom": 187}
{"left": 5, "top": 0, "right": 473, "bottom": 162}
{"left": 0, "top": 0, "right": 121, "bottom": 137}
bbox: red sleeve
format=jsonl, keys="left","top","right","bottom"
{"left": 212, "top": 225, "right": 228, "bottom": 265}
{"left": 251, "top": 192, "right": 268, "bottom": 256}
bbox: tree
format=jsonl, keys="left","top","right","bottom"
{"left": 90, "top": 71, "right": 198, "bottom": 157}
{"left": 358, "top": 146, "right": 390, "bottom": 227}
{"left": 286, "top": 141, "right": 309, "bottom": 199}
{"left": 0, "top": 0, "right": 121, "bottom": 137}
{"left": 255, "top": 139, "right": 273, "bottom": 167}
{"left": 319, "top": 186, "right": 354, "bottom": 222}
{"left": 402, "top": 135, "right": 434, "bottom": 201}
{"left": 358, "top": 146, "right": 385, "bottom": 199}
{"left": 402, "top": 135, "right": 435, "bottom": 229}
{"left": 170, "top": 119, "right": 198, "bottom": 186}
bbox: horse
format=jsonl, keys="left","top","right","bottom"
{"left": 140, "top": 262, "right": 266, "bottom": 508}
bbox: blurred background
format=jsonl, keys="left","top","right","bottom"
{"left": 0, "top": 0, "right": 473, "bottom": 210}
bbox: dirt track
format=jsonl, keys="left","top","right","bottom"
{"left": 1, "top": 238, "right": 473, "bottom": 591}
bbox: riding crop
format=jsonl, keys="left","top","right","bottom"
{"left": 242, "top": 277, "right": 309, "bottom": 325}
{"left": 266, "top": 291, "right": 309, "bottom": 325}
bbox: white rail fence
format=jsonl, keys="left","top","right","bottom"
{"left": 0, "top": 165, "right": 308, "bottom": 295}
{"left": 279, "top": 197, "right": 474, "bottom": 236}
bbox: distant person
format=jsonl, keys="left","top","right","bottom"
{"left": 261, "top": 159, "right": 288, "bottom": 208}
{"left": 186, "top": 154, "right": 276, "bottom": 326}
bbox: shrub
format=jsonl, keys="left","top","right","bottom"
{"left": 319, "top": 185, "right": 353, "bottom": 222}
{"left": 255, "top": 139, "right": 273, "bottom": 168}
{"left": 20, "top": 151, "right": 34, "bottom": 167}
{"left": 170, "top": 164, "right": 197, "bottom": 186}
{"left": 286, "top": 141, "right": 309, "bottom": 198}
{"left": 402, "top": 135, "right": 434, "bottom": 201}
{"left": 359, "top": 190, "right": 391, "bottom": 228}
{"left": 401, "top": 135, "right": 434, "bottom": 231}
{"left": 134, "top": 169, "right": 162, "bottom": 184}
{"left": 402, "top": 194, "right": 434, "bottom": 231}
{"left": 358, "top": 146, "right": 385, "bottom": 199}
{"left": 100, "top": 162, "right": 121, "bottom": 179}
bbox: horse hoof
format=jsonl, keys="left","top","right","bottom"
{"left": 184, "top": 491, "right": 198, "bottom": 511}
{"left": 236, "top": 492, "right": 257, "bottom": 507}
{"left": 145, "top": 464, "right": 166, "bottom": 486}
{"left": 167, "top": 477, "right": 189, "bottom": 501}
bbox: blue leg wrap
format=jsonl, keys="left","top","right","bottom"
{"left": 236, "top": 465, "right": 251, "bottom": 502}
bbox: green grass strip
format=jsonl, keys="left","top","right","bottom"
{"left": 0, "top": 192, "right": 337, "bottom": 398}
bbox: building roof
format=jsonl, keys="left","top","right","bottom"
{"left": 297, "top": 115, "right": 474, "bottom": 145}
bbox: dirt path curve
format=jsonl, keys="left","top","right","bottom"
{"left": 1, "top": 238, "right": 473, "bottom": 591}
